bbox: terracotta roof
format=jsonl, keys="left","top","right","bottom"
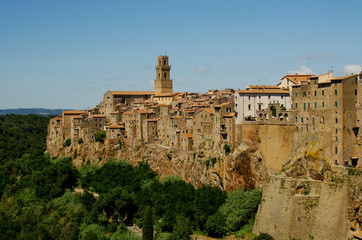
{"left": 110, "top": 111, "right": 119, "bottom": 114}
{"left": 238, "top": 88, "right": 289, "bottom": 94}
{"left": 184, "top": 133, "right": 193, "bottom": 138}
{"left": 154, "top": 92, "right": 178, "bottom": 97}
{"left": 72, "top": 116, "right": 83, "bottom": 119}
{"left": 54, "top": 117, "right": 62, "bottom": 121}
{"left": 137, "top": 110, "right": 153, "bottom": 114}
{"left": 123, "top": 111, "right": 132, "bottom": 115}
{"left": 280, "top": 74, "right": 313, "bottom": 80}
{"left": 146, "top": 118, "right": 158, "bottom": 122}
{"left": 92, "top": 114, "right": 106, "bottom": 118}
{"left": 215, "top": 102, "right": 231, "bottom": 107}
{"left": 354, "top": 231, "right": 362, "bottom": 239}
{"left": 63, "top": 110, "right": 87, "bottom": 115}
{"left": 108, "top": 124, "right": 125, "bottom": 129}
{"left": 198, "top": 108, "right": 215, "bottom": 115}
{"left": 224, "top": 113, "right": 235, "bottom": 118}
{"left": 108, "top": 91, "right": 154, "bottom": 96}
{"left": 331, "top": 74, "right": 357, "bottom": 80}
{"left": 247, "top": 85, "right": 281, "bottom": 89}
{"left": 171, "top": 115, "right": 182, "bottom": 119}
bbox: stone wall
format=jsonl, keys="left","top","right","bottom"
{"left": 258, "top": 124, "right": 295, "bottom": 172}
{"left": 253, "top": 175, "right": 349, "bottom": 240}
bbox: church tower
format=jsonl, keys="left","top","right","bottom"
{"left": 154, "top": 56, "right": 173, "bottom": 95}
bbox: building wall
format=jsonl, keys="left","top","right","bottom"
{"left": 235, "top": 93, "right": 291, "bottom": 124}
{"left": 292, "top": 75, "right": 358, "bottom": 165}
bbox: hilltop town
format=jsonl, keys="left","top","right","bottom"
{"left": 48, "top": 55, "right": 361, "bottom": 170}
{"left": 46, "top": 56, "right": 362, "bottom": 239}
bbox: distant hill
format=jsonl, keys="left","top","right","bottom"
{"left": 0, "top": 108, "right": 73, "bottom": 116}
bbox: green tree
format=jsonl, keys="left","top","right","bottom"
{"left": 205, "top": 212, "right": 226, "bottom": 238}
{"left": 219, "top": 189, "right": 262, "bottom": 232}
{"left": 65, "top": 138, "right": 71, "bottom": 146}
{"left": 171, "top": 216, "right": 192, "bottom": 240}
{"left": 254, "top": 233, "right": 274, "bottom": 240}
{"left": 143, "top": 206, "right": 153, "bottom": 240}
{"left": 194, "top": 185, "right": 226, "bottom": 230}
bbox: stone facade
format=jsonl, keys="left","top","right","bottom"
{"left": 292, "top": 74, "right": 360, "bottom": 166}
{"left": 234, "top": 85, "right": 291, "bottom": 124}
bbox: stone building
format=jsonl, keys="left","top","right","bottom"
{"left": 101, "top": 91, "right": 153, "bottom": 119}
{"left": 62, "top": 110, "right": 87, "bottom": 139}
{"left": 154, "top": 55, "right": 173, "bottom": 95}
{"left": 277, "top": 74, "right": 314, "bottom": 90}
{"left": 292, "top": 73, "right": 360, "bottom": 166}
{"left": 235, "top": 85, "right": 290, "bottom": 124}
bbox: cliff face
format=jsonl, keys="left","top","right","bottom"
{"left": 47, "top": 135, "right": 271, "bottom": 191}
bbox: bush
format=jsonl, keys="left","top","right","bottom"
{"left": 254, "top": 233, "right": 274, "bottom": 240}
{"left": 219, "top": 189, "right": 262, "bottom": 232}
{"left": 171, "top": 216, "right": 192, "bottom": 240}
{"left": 205, "top": 212, "right": 226, "bottom": 238}
{"left": 223, "top": 144, "right": 231, "bottom": 154}
{"left": 78, "top": 138, "right": 84, "bottom": 144}
{"left": 94, "top": 131, "right": 106, "bottom": 143}
{"left": 65, "top": 138, "right": 71, "bottom": 147}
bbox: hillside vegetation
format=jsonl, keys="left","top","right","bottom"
{"left": 0, "top": 114, "right": 266, "bottom": 239}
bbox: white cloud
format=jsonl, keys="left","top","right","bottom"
{"left": 148, "top": 80, "right": 154, "bottom": 86}
{"left": 195, "top": 66, "right": 208, "bottom": 73}
{"left": 343, "top": 64, "right": 362, "bottom": 74}
{"left": 288, "top": 66, "right": 315, "bottom": 75}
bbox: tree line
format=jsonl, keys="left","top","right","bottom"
{"left": 0, "top": 114, "right": 271, "bottom": 239}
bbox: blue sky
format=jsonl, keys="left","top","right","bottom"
{"left": 0, "top": 0, "right": 361, "bottom": 109}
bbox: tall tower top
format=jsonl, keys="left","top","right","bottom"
{"left": 154, "top": 56, "right": 173, "bottom": 95}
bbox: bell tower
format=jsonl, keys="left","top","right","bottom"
{"left": 154, "top": 55, "right": 173, "bottom": 95}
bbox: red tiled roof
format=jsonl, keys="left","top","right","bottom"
{"left": 108, "top": 91, "right": 154, "bottom": 96}
{"left": 154, "top": 92, "right": 178, "bottom": 97}
{"left": 108, "top": 124, "right": 125, "bottom": 129}
{"left": 237, "top": 88, "right": 289, "bottom": 94}
{"left": 184, "top": 133, "right": 193, "bottom": 138}
{"left": 63, "top": 110, "right": 87, "bottom": 115}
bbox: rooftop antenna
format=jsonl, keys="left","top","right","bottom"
{"left": 328, "top": 56, "right": 335, "bottom": 73}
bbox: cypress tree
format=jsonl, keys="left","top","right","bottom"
{"left": 142, "top": 206, "right": 153, "bottom": 240}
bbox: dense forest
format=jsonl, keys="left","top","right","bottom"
{"left": 0, "top": 114, "right": 271, "bottom": 240}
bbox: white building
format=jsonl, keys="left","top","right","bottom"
{"left": 234, "top": 85, "right": 291, "bottom": 124}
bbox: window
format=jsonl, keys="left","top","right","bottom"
{"left": 335, "top": 89, "right": 337, "bottom": 95}
{"left": 312, "top": 117, "right": 315, "bottom": 125}
{"left": 268, "top": 95, "right": 270, "bottom": 99}
{"left": 355, "top": 89, "right": 358, "bottom": 95}
{"left": 304, "top": 103, "right": 306, "bottom": 111}
{"left": 335, "top": 147, "right": 338, "bottom": 154}
{"left": 336, "top": 118, "right": 338, "bottom": 124}
{"left": 314, "top": 79, "right": 317, "bottom": 84}
{"left": 308, "top": 103, "right": 310, "bottom": 108}
{"left": 281, "top": 96, "right": 284, "bottom": 99}
{"left": 322, "top": 102, "right": 325, "bottom": 107}
{"left": 295, "top": 117, "right": 298, "bottom": 122}
{"left": 296, "top": 92, "right": 298, "bottom": 97}
{"left": 308, "top": 91, "right": 310, "bottom": 96}
{"left": 321, "top": 116, "right": 324, "bottom": 124}
{"left": 164, "top": 73, "right": 167, "bottom": 78}
{"left": 315, "top": 102, "right": 317, "bottom": 108}
{"left": 301, "top": 117, "right": 304, "bottom": 123}
{"left": 322, "top": 90, "right": 324, "bottom": 96}
{"left": 248, "top": 104, "right": 251, "bottom": 110}
{"left": 335, "top": 101, "right": 338, "bottom": 107}
{"left": 248, "top": 96, "right": 251, "bottom": 100}
{"left": 296, "top": 103, "right": 298, "bottom": 108}
{"left": 314, "top": 91, "right": 317, "bottom": 96}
